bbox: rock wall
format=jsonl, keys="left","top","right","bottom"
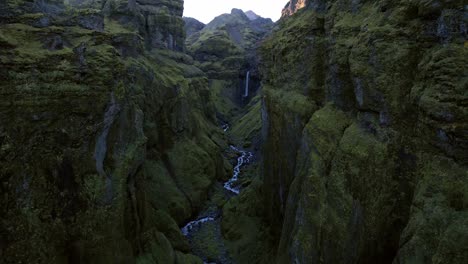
{"left": 260, "top": 0, "right": 467, "bottom": 263}
{"left": 0, "top": 0, "right": 225, "bottom": 263}
{"left": 103, "top": 0, "right": 186, "bottom": 51}
{"left": 183, "top": 17, "right": 205, "bottom": 38}
{"left": 281, "top": 0, "right": 309, "bottom": 18}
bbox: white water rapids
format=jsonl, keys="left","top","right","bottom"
{"left": 181, "top": 217, "right": 216, "bottom": 236}
{"left": 223, "top": 146, "right": 253, "bottom": 194}
{"left": 181, "top": 145, "right": 253, "bottom": 236}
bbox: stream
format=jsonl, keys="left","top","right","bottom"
{"left": 181, "top": 133, "right": 253, "bottom": 263}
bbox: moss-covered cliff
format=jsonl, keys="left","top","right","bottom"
{"left": 260, "top": 0, "right": 467, "bottom": 263}
{"left": 2, "top": 0, "right": 467, "bottom": 263}
{"left": 0, "top": 0, "right": 227, "bottom": 263}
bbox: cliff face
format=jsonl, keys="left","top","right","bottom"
{"left": 281, "top": 0, "right": 308, "bottom": 18}
{"left": 261, "top": 0, "right": 467, "bottom": 263}
{"left": 183, "top": 17, "right": 205, "bottom": 38}
{"left": 0, "top": 0, "right": 226, "bottom": 263}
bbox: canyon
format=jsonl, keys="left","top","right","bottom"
{"left": 0, "top": 0, "right": 467, "bottom": 264}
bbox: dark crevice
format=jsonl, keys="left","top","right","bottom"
{"left": 127, "top": 164, "right": 144, "bottom": 256}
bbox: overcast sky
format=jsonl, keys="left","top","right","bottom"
{"left": 183, "top": 0, "right": 287, "bottom": 24}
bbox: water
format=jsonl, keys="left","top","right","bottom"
{"left": 180, "top": 145, "right": 253, "bottom": 263}
{"left": 223, "top": 146, "right": 253, "bottom": 194}
{"left": 244, "top": 71, "right": 250, "bottom": 97}
{"left": 94, "top": 92, "right": 120, "bottom": 177}
{"left": 181, "top": 216, "right": 216, "bottom": 236}
{"left": 92, "top": 93, "right": 121, "bottom": 204}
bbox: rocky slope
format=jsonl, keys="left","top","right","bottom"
{"left": 0, "top": 0, "right": 228, "bottom": 263}
{"left": 260, "top": 0, "right": 467, "bottom": 263}
{"left": 183, "top": 17, "right": 205, "bottom": 38}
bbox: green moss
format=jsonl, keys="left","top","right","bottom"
{"left": 303, "top": 103, "right": 352, "bottom": 158}
{"left": 210, "top": 184, "right": 230, "bottom": 208}
{"left": 222, "top": 177, "right": 275, "bottom": 264}
{"left": 17, "top": 12, "right": 46, "bottom": 20}
{"left": 260, "top": 0, "right": 467, "bottom": 262}
{"left": 167, "top": 140, "right": 217, "bottom": 210}
{"left": 190, "top": 221, "right": 226, "bottom": 262}
{"left": 0, "top": 24, "right": 59, "bottom": 62}
{"left": 6, "top": 0, "right": 26, "bottom": 8}
{"left": 260, "top": 10, "right": 326, "bottom": 98}
{"left": 189, "top": 30, "right": 243, "bottom": 54}
{"left": 230, "top": 95, "right": 262, "bottom": 145}
{"left": 149, "top": 210, "right": 190, "bottom": 252}
{"left": 339, "top": 123, "right": 387, "bottom": 161}
{"left": 265, "top": 87, "right": 317, "bottom": 120}
{"left": 175, "top": 251, "right": 203, "bottom": 264}
{"left": 1, "top": 2, "right": 230, "bottom": 263}
{"left": 209, "top": 79, "right": 239, "bottom": 120}
{"left": 138, "top": 231, "right": 175, "bottom": 264}
{"left": 104, "top": 18, "right": 136, "bottom": 34}
{"left": 273, "top": 104, "right": 352, "bottom": 262}
{"left": 396, "top": 155, "right": 468, "bottom": 264}
{"left": 139, "top": 160, "right": 191, "bottom": 224}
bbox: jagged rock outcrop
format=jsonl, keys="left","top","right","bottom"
{"left": 245, "top": 10, "right": 260, "bottom": 21}
{"left": 0, "top": 0, "right": 185, "bottom": 51}
{"left": 183, "top": 17, "right": 205, "bottom": 38}
{"left": 186, "top": 8, "right": 273, "bottom": 69}
{"left": 281, "top": 0, "right": 308, "bottom": 18}
{"left": 103, "top": 0, "right": 186, "bottom": 51}
{"left": 261, "top": 0, "right": 467, "bottom": 263}
{"left": 0, "top": 0, "right": 227, "bottom": 263}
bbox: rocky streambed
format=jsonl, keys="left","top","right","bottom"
{"left": 181, "top": 142, "right": 254, "bottom": 263}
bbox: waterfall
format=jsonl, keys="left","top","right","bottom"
{"left": 94, "top": 92, "right": 120, "bottom": 177}
{"left": 244, "top": 71, "right": 250, "bottom": 97}
{"left": 93, "top": 93, "right": 120, "bottom": 204}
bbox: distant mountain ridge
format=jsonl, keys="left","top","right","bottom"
{"left": 245, "top": 10, "right": 260, "bottom": 21}
{"left": 183, "top": 8, "right": 274, "bottom": 143}
{"left": 183, "top": 17, "right": 205, "bottom": 37}
{"left": 188, "top": 8, "right": 273, "bottom": 49}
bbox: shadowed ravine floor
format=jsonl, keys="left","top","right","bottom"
{"left": 181, "top": 133, "right": 254, "bottom": 264}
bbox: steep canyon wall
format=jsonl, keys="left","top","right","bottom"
{"left": 0, "top": 1, "right": 226, "bottom": 263}
{"left": 261, "top": 0, "right": 467, "bottom": 263}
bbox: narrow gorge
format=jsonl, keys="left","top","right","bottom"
{"left": 0, "top": 1, "right": 467, "bottom": 264}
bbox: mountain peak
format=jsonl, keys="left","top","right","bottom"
{"left": 245, "top": 10, "right": 260, "bottom": 21}
{"left": 231, "top": 8, "right": 245, "bottom": 16}
{"left": 183, "top": 17, "right": 205, "bottom": 37}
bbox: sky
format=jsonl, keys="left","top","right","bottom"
{"left": 183, "top": 0, "right": 287, "bottom": 24}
